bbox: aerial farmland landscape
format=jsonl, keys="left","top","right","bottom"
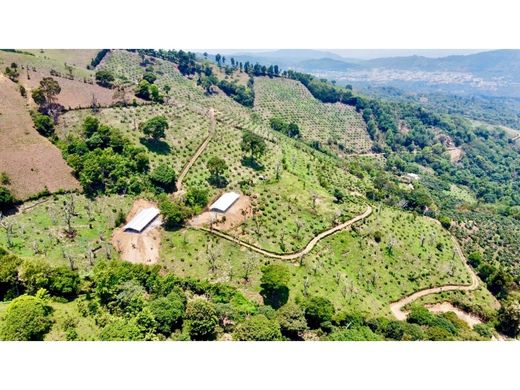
{"left": 0, "top": 45, "right": 518, "bottom": 345}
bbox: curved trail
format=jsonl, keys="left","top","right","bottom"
{"left": 175, "top": 108, "right": 216, "bottom": 193}
{"left": 196, "top": 205, "right": 372, "bottom": 260}
{"left": 172, "top": 108, "right": 480, "bottom": 323}
{"left": 390, "top": 233, "right": 480, "bottom": 320}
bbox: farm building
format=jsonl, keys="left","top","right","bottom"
{"left": 123, "top": 207, "right": 160, "bottom": 233}
{"left": 209, "top": 192, "right": 240, "bottom": 213}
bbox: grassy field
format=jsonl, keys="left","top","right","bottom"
{"left": 0, "top": 49, "right": 94, "bottom": 80}
{"left": 254, "top": 77, "right": 372, "bottom": 155}
{"left": 159, "top": 204, "right": 473, "bottom": 317}
{"left": 444, "top": 184, "right": 477, "bottom": 204}
{"left": 0, "top": 194, "right": 134, "bottom": 270}
{"left": 24, "top": 49, "right": 101, "bottom": 69}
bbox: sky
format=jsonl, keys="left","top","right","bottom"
{"left": 196, "top": 49, "right": 486, "bottom": 59}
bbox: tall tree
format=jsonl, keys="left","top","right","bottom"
{"left": 240, "top": 131, "right": 266, "bottom": 159}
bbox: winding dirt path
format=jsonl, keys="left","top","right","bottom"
{"left": 196, "top": 205, "right": 372, "bottom": 260}
{"left": 175, "top": 108, "right": 216, "bottom": 193}
{"left": 390, "top": 233, "right": 480, "bottom": 320}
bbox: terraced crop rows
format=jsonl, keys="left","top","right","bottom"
{"left": 58, "top": 104, "right": 210, "bottom": 173}
{"left": 254, "top": 77, "right": 373, "bottom": 154}
{"left": 183, "top": 121, "right": 281, "bottom": 197}
{"left": 99, "top": 50, "right": 274, "bottom": 141}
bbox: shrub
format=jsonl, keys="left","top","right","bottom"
{"left": 95, "top": 70, "right": 115, "bottom": 88}
{"left": 0, "top": 186, "right": 15, "bottom": 210}
{"left": 373, "top": 230, "right": 382, "bottom": 243}
{"left": 233, "top": 314, "right": 282, "bottom": 341}
{"left": 31, "top": 111, "right": 54, "bottom": 137}
{"left": 0, "top": 252, "right": 23, "bottom": 300}
{"left": 497, "top": 299, "right": 520, "bottom": 337}
{"left": 150, "top": 164, "right": 176, "bottom": 193}
{"left": 159, "top": 197, "right": 192, "bottom": 229}
{"left": 185, "top": 187, "right": 209, "bottom": 210}
{"left": 438, "top": 215, "right": 452, "bottom": 229}
{"left": 327, "top": 326, "right": 384, "bottom": 341}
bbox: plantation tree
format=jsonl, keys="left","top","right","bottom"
{"left": 232, "top": 314, "right": 282, "bottom": 341}
{"left": 206, "top": 156, "right": 228, "bottom": 188}
{"left": 140, "top": 115, "right": 169, "bottom": 141}
{"left": 0, "top": 293, "right": 52, "bottom": 341}
{"left": 260, "top": 264, "right": 290, "bottom": 309}
{"left": 276, "top": 302, "right": 308, "bottom": 340}
{"left": 242, "top": 256, "right": 256, "bottom": 282}
{"left": 185, "top": 298, "right": 219, "bottom": 340}
{"left": 241, "top": 130, "right": 266, "bottom": 160}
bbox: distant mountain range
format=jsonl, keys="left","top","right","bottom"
{"left": 212, "top": 49, "right": 520, "bottom": 97}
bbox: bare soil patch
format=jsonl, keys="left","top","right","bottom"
{"left": 20, "top": 72, "right": 117, "bottom": 109}
{"left": 425, "top": 302, "right": 482, "bottom": 328}
{"left": 0, "top": 74, "right": 80, "bottom": 199}
{"left": 189, "top": 195, "right": 252, "bottom": 231}
{"left": 111, "top": 199, "right": 162, "bottom": 264}
{"left": 447, "top": 147, "right": 463, "bottom": 163}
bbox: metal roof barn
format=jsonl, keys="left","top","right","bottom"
{"left": 123, "top": 207, "right": 160, "bottom": 233}
{"left": 209, "top": 192, "right": 240, "bottom": 213}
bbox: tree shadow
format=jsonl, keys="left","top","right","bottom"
{"left": 207, "top": 175, "right": 229, "bottom": 189}
{"left": 260, "top": 286, "right": 289, "bottom": 309}
{"left": 140, "top": 137, "right": 171, "bottom": 155}
{"left": 241, "top": 156, "right": 264, "bottom": 171}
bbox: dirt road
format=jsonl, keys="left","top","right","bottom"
{"left": 389, "top": 233, "right": 479, "bottom": 320}
{"left": 196, "top": 205, "right": 372, "bottom": 261}
{"left": 175, "top": 108, "right": 215, "bottom": 193}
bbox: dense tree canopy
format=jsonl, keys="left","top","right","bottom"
{"left": 0, "top": 294, "right": 52, "bottom": 341}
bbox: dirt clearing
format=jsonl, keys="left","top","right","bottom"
{"left": 189, "top": 195, "right": 252, "bottom": 231}
{"left": 0, "top": 74, "right": 80, "bottom": 200}
{"left": 111, "top": 199, "right": 162, "bottom": 264}
{"left": 425, "top": 302, "right": 482, "bottom": 328}
{"left": 447, "top": 147, "right": 463, "bottom": 163}
{"left": 20, "top": 71, "right": 119, "bottom": 109}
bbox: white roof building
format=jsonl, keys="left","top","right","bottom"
{"left": 123, "top": 207, "right": 160, "bottom": 233}
{"left": 209, "top": 192, "right": 240, "bottom": 213}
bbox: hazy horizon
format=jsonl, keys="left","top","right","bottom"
{"left": 194, "top": 49, "right": 486, "bottom": 59}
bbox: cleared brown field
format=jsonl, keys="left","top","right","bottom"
{"left": 0, "top": 74, "right": 80, "bottom": 200}
{"left": 20, "top": 70, "right": 119, "bottom": 109}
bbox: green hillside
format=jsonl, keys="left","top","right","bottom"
{"left": 0, "top": 49, "right": 518, "bottom": 342}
